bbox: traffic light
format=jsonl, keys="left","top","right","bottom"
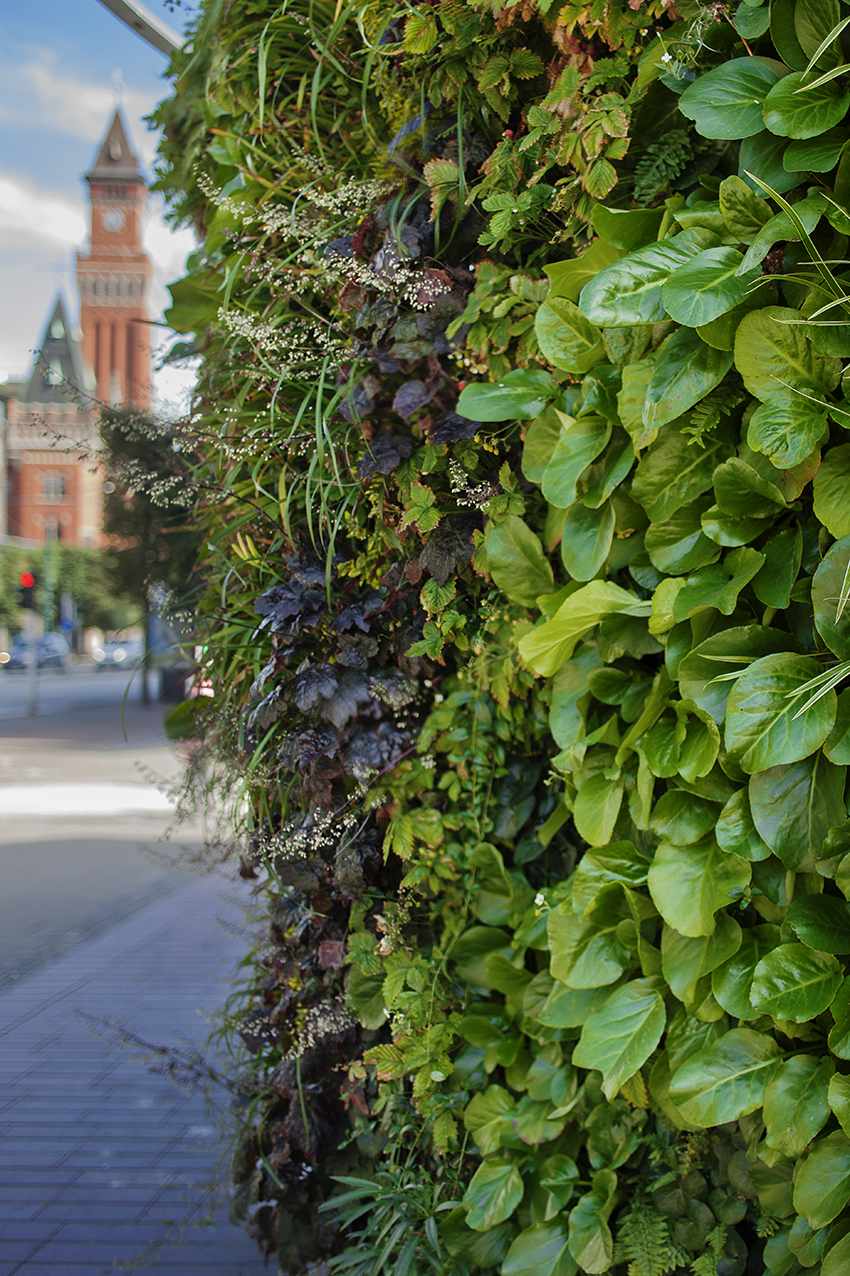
{"left": 19, "top": 570, "right": 36, "bottom": 610}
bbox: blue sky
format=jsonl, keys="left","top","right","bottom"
{"left": 0, "top": 1, "right": 198, "bottom": 402}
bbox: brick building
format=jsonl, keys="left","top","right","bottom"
{"left": 1, "top": 109, "right": 152, "bottom": 547}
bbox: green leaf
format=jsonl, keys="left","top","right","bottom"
{"left": 583, "top": 434, "right": 636, "bottom": 508}
{"left": 714, "top": 457, "right": 786, "bottom": 519}
{"left": 822, "top": 1232, "right": 850, "bottom": 1276}
{"left": 678, "top": 625, "right": 803, "bottom": 723}
{"left": 573, "top": 978, "right": 666, "bottom": 1100}
{"left": 814, "top": 444, "right": 850, "bottom": 539}
{"left": 829, "top": 1072, "right": 850, "bottom": 1136}
{"left": 739, "top": 130, "right": 797, "bottom": 196}
{"left": 719, "top": 174, "right": 772, "bottom": 241}
{"left": 456, "top": 369, "right": 556, "bottom": 421}
{"left": 502, "top": 1220, "right": 577, "bottom": 1276}
{"left": 784, "top": 126, "right": 849, "bottom": 171}
{"left": 738, "top": 198, "right": 825, "bottom": 273}
{"left": 643, "top": 328, "right": 733, "bottom": 429}
{"left": 669, "top": 1028, "right": 781, "bottom": 1126}
{"left": 346, "top": 967, "right": 386, "bottom": 1029}
{"left": 463, "top": 1159, "right": 524, "bottom": 1231}
{"left": 716, "top": 788, "right": 772, "bottom": 861}
{"left": 591, "top": 204, "right": 665, "bottom": 251}
{"left": 806, "top": 535, "right": 847, "bottom": 658}
{"left": 671, "top": 548, "right": 765, "bottom": 623}
{"left": 617, "top": 356, "right": 661, "bottom": 451}
{"left": 579, "top": 230, "right": 720, "bottom": 328}
{"left": 568, "top": 1171, "right": 616, "bottom": 1275}
{"left": 535, "top": 298, "right": 605, "bottom": 374}
{"left": 644, "top": 496, "right": 720, "bottom": 576}
{"left": 825, "top": 690, "right": 850, "bottom": 764}
{"left": 793, "top": 1130, "right": 850, "bottom": 1229}
{"left": 541, "top": 415, "right": 611, "bottom": 508}
{"left": 749, "top": 753, "right": 847, "bottom": 869}
{"left": 518, "top": 582, "right": 651, "bottom": 678}
{"left": 661, "top": 912, "right": 743, "bottom": 1001}
{"left": 763, "top": 71, "right": 850, "bottom": 139}
{"left": 404, "top": 11, "right": 438, "bottom": 52}
{"left": 647, "top": 836, "right": 751, "bottom": 937}
{"left": 573, "top": 773, "right": 624, "bottom": 847}
{"left": 771, "top": 0, "right": 807, "bottom": 70}
{"left": 751, "top": 526, "right": 803, "bottom": 611}
{"left": 546, "top": 240, "right": 622, "bottom": 303}
{"left": 751, "top": 943, "right": 843, "bottom": 1021}
{"left": 560, "top": 500, "right": 615, "bottom": 582}
{"left": 662, "top": 247, "right": 762, "bottom": 328}
{"left": 650, "top": 789, "right": 719, "bottom": 845}
{"left": 747, "top": 395, "right": 828, "bottom": 469}
{"left": 712, "top": 925, "right": 780, "bottom": 1019}
{"left": 571, "top": 842, "right": 651, "bottom": 913}
{"left": 724, "top": 652, "right": 836, "bottom": 772}
{"left": 522, "top": 406, "right": 564, "bottom": 483}
{"left": 794, "top": 0, "right": 843, "bottom": 66}
{"left": 547, "top": 888, "right": 631, "bottom": 989}
{"left": 735, "top": 307, "right": 842, "bottom": 400}
{"left": 487, "top": 516, "right": 554, "bottom": 606}
{"left": 537, "top": 977, "right": 626, "bottom": 1029}
{"left": 631, "top": 428, "right": 729, "bottom": 523}
{"left": 679, "top": 58, "right": 782, "bottom": 139}
{"left": 463, "top": 1086, "right": 515, "bottom": 1155}
{"left": 788, "top": 893, "right": 850, "bottom": 954}
{"left": 735, "top": 2, "right": 771, "bottom": 38}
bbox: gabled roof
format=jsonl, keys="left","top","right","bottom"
{"left": 21, "top": 294, "right": 88, "bottom": 405}
{"left": 87, "top": 108, "right": 141, "bottom": 180}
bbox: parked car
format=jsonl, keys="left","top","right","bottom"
{"left": 1, "top": 633, "right": 70, "bottom": 671}
{"left": 92, "top": 639, "right": 144, "bottom": 670}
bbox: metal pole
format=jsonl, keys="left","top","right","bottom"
{"left": 27, "top": 611, "right": 38, "bottom": 716}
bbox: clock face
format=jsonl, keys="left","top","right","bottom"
{"left": 102, "top": 209, "right": 126, "bottom": 232}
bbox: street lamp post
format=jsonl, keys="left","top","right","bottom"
{"left": 94, "top": 0, "right": 183, "bottom": 55}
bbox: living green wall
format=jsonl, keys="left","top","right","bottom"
{"left": 154, "top": 1, "right": 850, "bottom": 1272}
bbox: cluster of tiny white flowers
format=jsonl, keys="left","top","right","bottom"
{"left": 285, "top": 999, "right": 355, "bottom": 1059}
{"left": 195, "top": 167, "right": 246, "bottom": 219}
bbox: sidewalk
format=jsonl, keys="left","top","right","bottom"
{"left": 0, "top": 872, "right": 268, "bottom": 1274}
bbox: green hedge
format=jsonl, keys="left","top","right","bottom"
{"left": 154, "top": 1, "right": 850, "bottom": 1272}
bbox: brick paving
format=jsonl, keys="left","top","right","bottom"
{"left": 0, "top": 874, "right": 269, "bottom": 1274}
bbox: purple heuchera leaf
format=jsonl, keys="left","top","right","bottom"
{"left": 428, "top": 411, "right": 479, "bottom": 445}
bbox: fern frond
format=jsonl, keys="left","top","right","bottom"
{"left": 614, "top": 1203, "right": 680, "bottom": 1276}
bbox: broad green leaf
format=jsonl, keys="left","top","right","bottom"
{"left": 678, "top": 625, "right": 803, "bottom": 722}
{"left": 641, "top": 712, "right": 682, "bottom": 778}
{"left": 825, "top": 690, "right": 850, "bottom": 764}
{"left": 560, "top": 500, "right": 615, "bottom": 582}
{"left": 645, "top": 496, "right": 720, "bottom": 575}
{"left": 788, "top": 893, "right": 850, "bottom": 954}
{"left": 648, "top": 836, "right": 750, "bottom": 937}
{"left": 748, "top": 395, "right": 827, "bottom": 470}
{"left": 549, "top": 645, "right": 603, "bottom": 749}
{"left": 522, "top": 406, "right": 564, "bottom": 482}
{"left": 751, "top": 943, "right": 843, "bottom": 1021}
{"left": 617, "top": 355, "right": 660, "bottom": 451}
{"left": 679, "top": 58, "right": 782, "bottom": 139}
{"left": 784, "top": 127, "right": 849, "bottom": 171}
{"left": 814, "top": 443, "right": 850, "bottom": 539}
{"left": 735, "top": 1, "right": 770, "bottom": 39}
{"left": 829, "top": 1072, "right": 850, "bottom": 1137}
{"left": 573, "top": 773, "right": 624, "bottom": 847}
{"left": 661, "top": 913, "right": 742, "bottom": 1001}
{"left": 463, "top": 1159, "right": 524, "bottom": 1231}
{"left": 695, "top": 285, "right": 772, "bottom": 351}
{"left": 541, "top": 416, "right": 611, "bottom": 508}
{"left": 770, "top": 0, "right": 807, "bottom": 70}
{"left": 535, "top": 298, "right": 604, "bottom": 374}
{"left": 487, "top": 516, "right": 554, "bottom": 606}
{"left": 712, "top": 925, "right": 780, "bottom": 1019}
{"left": 537, "top": 978, "right": 626, "bottom": 1029}
{"left": 643, "top": 328, "right": 733, "bottom": 428}
{"left": 671, "top": 548, "right": 765, "bottom": 623}
{"left": 456, "top": 369, "right": 556, "bottom": 421}
{"left": 739, "top": 130, "right": 797, "bottom": 195}
{"left": 669, "top": 1028, "right": 781, "bottom": 1126}
{"left": 662, "top": 247, "right": 761, "bottom": 327}
{"left": 763, "top": 72, "right": 850, "bottom": 139}
{"left": 716, "top": 788, "right": 772, "bottom": 861}
{"left": 573, "top": 978, "right": 666, "bottom": 1100}
{"left": 464, "top": 1086, "right": 516, "bottom": 1155}
{"left": 631, "top": 428, "right": 730, "bottom": 523}
{"left": 795, "top": 0, "right": 842, "bottom": 66}
{"left": 650, "top": 789, "right": 719, "bottom": 845}
{"left": 591, "top": 204, "right": 665, "bottom": 251}
{"left": 753, "top": 527, "right": 803, "bottom": 611}
{"left": 763, "top": 1056, "right": 833, "bottom": 1157}
{"left": 713, "top": 457, "right": 786, "bottom": 519}
{"left": 547, "top": 888, "right": 631, "bottom": 989}
{"left": 738, "top": 198, "right": 824, "bottom": 273}
{"left": 700, "top": 504, "right": 773, "bottom": 549}
{"left": 518, "top": 582, "right": 651, "bottom": 678}
{"left": 579, "top": 230, "right": 719, "bottom": 328}
{"left": 440, "top": 1208, "right": 516, "bottom": 1267}
{"left": 502, "top": 1220, "right": 577, "bottom": 1276}
{"left": 583, "top": 433, "right": 636, "bottom": 508}
{"left": 735, "top": 307, "right": 842, "bottom": 400}
{"left": 831, "top": 997, "right": 850, "bottom": 1058}
{"left": 823, "top": 1232, "right": 850, "bottom": 1276}
{"left": 725, "top": 652, "right": 836, "bottom": 772}
{"left": 794, "top": 1130, "right": 850, "bottom": 1229}
{"left": 546, "top": 239, "right": 622, "bottom": 302}
{"left": 568, "top": 1171, "right": 616, "bottom": 1276}
{"left": 571, "top": 842, "right": 651, "bottom": 913}
{"left": 750, "top": 753, "right": 847, "bottom": 869}
{"left": 509, "top": 1095, "right": 567, "bottom": 1145}
{"left": 677, "top": 706, "right": 721, "bottom": 782}
{"left": 719, "top": 174, "right": 772, "bottom": 241}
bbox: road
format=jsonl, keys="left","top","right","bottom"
{"left": 0, "top": 675, "right": 207, "bottom": 985}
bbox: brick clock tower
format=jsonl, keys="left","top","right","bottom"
{"left": 76, "top": 109, "right": 153, "bottom": 409}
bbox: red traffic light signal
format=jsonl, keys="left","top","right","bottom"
{"left": 19, "top": 570, "right": 36, "bottom": 610}
{"left": 20, "top": 571, "right": 35, "bottom": 589}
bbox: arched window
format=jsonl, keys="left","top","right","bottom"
{"left": 42, "top": 473, "right": 65, "bottom": 501}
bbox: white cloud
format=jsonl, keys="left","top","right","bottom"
{"left": 0, "top": 174, "right": 86, "bottom": 249}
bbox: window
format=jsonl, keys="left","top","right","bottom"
{"left": 51, "top": 318, "right": 65, "bottom": 339}
{"left": 44, "top": 517, "right": 60, "bottom": 542}
{"left": 42, "top": 473, "right": 65, "bottom": 501}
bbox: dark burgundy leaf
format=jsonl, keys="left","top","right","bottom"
{"left": 427, "top": 410, "right": 480, "bottom": 446}
{"left": 292, "top": 664, "right": 337, "bottom": 712}
{"left": 357, "top": 432, "right": 412, "bottom": 480}
{"left": 392, "top": 378, "right": 441, "bottom": 422}
{"left": 335, "top": 593, "right": 384, "bottom": 632}
{"left": 324, "top": 236, "right": 355, "bottom": 258}
{"left": 320, "top": 669, "right": 369, "bottom": 728}
{"left": 338, "top": 374, "right": 381, "bottom": 422}
{"left": 418, "top": 516, "right": 476, "bottom": 584}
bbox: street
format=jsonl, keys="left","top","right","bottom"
{"left": 0, "top": 665, "right": 149, "bottom": 721}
